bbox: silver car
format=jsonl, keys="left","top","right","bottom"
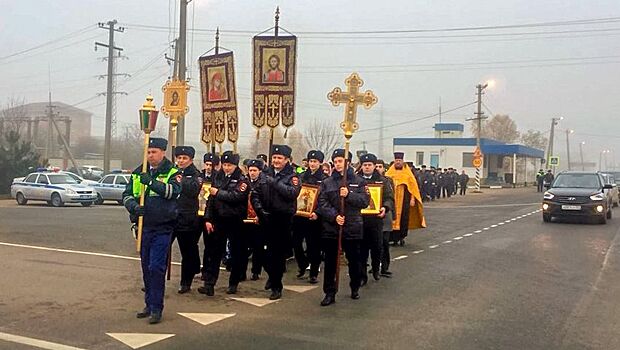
{"left": 602, "top": 173, "right": 619, "bottom": 207}
{"left": 91, "top": 173, "right": 131, "bottom": 205}
{"left": 11, "top": 172, "right": 98, "bottom": 207}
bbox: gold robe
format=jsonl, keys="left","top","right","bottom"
{"left": 386, "top": 164, "right": 426, "bottom": 231}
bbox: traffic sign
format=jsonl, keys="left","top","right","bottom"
{"left": 473, "top": 147, "right": 482, "bottom": 158}
{"left": 549, "top": 156, "right": 560, "bottom": 167}
{"left": 472, "top": 158, "right": 482, "bottom": 168}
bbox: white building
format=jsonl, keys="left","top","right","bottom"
{"left": 393, "top": 123, "right": 545, "bottom": 186}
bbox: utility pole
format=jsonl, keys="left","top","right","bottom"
{"left": 175, "top": 0, "right": 190, "bottom": 146}
{"left": 579, "top": 141, "right": 585, "bottom": 171}
{"left": 546, "top": 117, "right": 562, "bottom": 171}
{"left": 95, "top": 20, "right": 124, "bottom": 174}
{"left": 565, "top": 129, "right": 573, "bottom": 170}
{"left": 467, "top": 83, "right": 489, "bottom": 192}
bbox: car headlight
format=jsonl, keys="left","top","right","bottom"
{"left": 66, "top": 188, "right": 77, "bottom": 195}
{"left": 590, "top": 193, "right": 605, "bottom": 201}
{"left": 543, "top": 192, "right": 554, "bottom": 200}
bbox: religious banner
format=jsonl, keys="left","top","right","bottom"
{"left": 162, "top": 79, "right": 190, "bottom": 123}
{"left": 199, "top": 50, "right": 238, "bottom": 149}
{"left": 252, "top": 25, "right": 297, "bottom": 136}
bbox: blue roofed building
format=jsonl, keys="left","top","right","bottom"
{"left": 393, "top": 123, "right": 545, "bottom": 186}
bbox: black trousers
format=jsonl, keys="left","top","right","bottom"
{"left": 460, "top": 183, "right": 467, "bottom": 195}
{"left": 172, "top": 227, "right": 202, "bottom": 286}
{"left": 361, "top": 218, "right": 383, "bottom": 275}
{"left": 263, "top": 214, "right": 293, "bottom": 291}
{"left": 442, "top": 186, "right": 451, "bottom": 198}
{"left": 292, "top": 217, "right": 322, "bottom": 277}
{"left": 322, "top": 238, "right": 362, "bottom": 295}
{"left": 203, "top": 218, "right": 246, "bottom": 287}
{"left": 243, "top": 223, "right": 264, "bottom": 276}
{"left": 381, "top": 231, "right": 391, "bottom": 272}
{"left": 537, "top": 181, "right": 544, "bottom": 192}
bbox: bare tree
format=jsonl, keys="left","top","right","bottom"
{"left": 471, "top": 114, "right": 520, "bottom": 143}
{"left": 1, "top": 97, "right": 28, "bottom": 135}
{"left": 304, "top": 118, "right": 340, "bottom": 156}
{"left": 520, "top": 129, "right": 548, "bottom": 150}
{"left": 241, "top": 127, "right": 308, "bottom": 164}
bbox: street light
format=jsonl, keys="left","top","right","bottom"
{"left": 600, "top": 149, "right": 610, "bottom": 171}
{"left": 547, "top": 117, "right": 563, "bottom": 170}
{"left": 579, "top": 141, "right": 585, "bottom": 171}
{"left": 565, "top": 129, "right": 574, "bottom": 170}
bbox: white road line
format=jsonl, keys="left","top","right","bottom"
{"left": 463, "top": 233, "right": 473, "bottom": 237}
{"left": 498, "top": 222, "right": 505, "bottom": 225}
{"left": 412, "top": 250, "right": 424, "bottom": 254}
{"left": 483, "top": 227, "right": 490, "bottom": 230}
{"left": 453, "top": 237, "right": 463, "bottom": 240}
{"left": 504, "top": 220, "right": 511, "bottom": 223}
{"left": 474, "top": 230, "right": 483, "bottom": 233}
{"left": 442, "top": 240, "right": 452, "bottom": 244}
{"left": 429, "top": 245, "right": 439, "bottom": 249}
{"left": 491, "top": 225, "right": 498, "bottom": 228}
{"left": 0, "top": 331, "right": 86, "bottom": 350}
{"left": 425, "top": 202, "right": 539, "bottom": 209}
{"left": 393, "top": 255, "right": 408, "bottom": 261}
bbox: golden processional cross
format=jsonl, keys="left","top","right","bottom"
{"left": 326, "top": 72, "right": 377, "bottom": 292}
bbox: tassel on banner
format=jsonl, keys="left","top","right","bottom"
{"left": 284, "top": 127, "right": 289, "bottom": 138}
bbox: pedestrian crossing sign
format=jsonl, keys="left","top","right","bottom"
{"left": 549, "top": 156, "right": 560, "bottom": 166}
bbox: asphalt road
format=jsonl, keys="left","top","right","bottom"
{"left": 1, "top": 188, "right": 619, "bottom": 349}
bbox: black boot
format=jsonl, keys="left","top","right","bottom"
{"left": 351, "top": 289, "right": 360, "bottom": 300}
{"left": 269, "top": 289, "right": 282, "bottom": 300}
{"left": 198, "top": 284, "right": 215, "bottom": 296}
{"left": 360, "top": 275, "right": 368, "bottom": 287}
{"left": 251, "top": 273, "right": 260, "bottom": 281}
{"left": 226, "top": 285, "right": 238, "bottom": 294}
{"left": 320, "top": 294, "right": 336, "bottom": 306}
{"left": 296, "top": 269, "right": 306, "bottom": 279}
{"left": 372, "top": 270, "right": 381, "bottom": 281}
{"left": 149, "top": 310, "right": 162, "bottom": 324}
{"left": 178, "top": 284, "right": 191, "bottom": 294}
{"left": 308, "top": 276, "right": 318, "bottom": 284}
{"left": 264, "top": 280, "right": 272, "bottom": 290}
{"left": 136, "top": 307, "right": 150, "bottom": 319}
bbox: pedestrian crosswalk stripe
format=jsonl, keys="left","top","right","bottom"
{"left": 106, "top": 333, "right": 175, "bottom": 349}
{"left": 178, "top": 313, "right": 235, "bottom": 326}
{"left": 229, "top": 297, "right": 279, "bottom": 307}
{"left": 0, "top": 331, "right": 86, "bottom": 350}
{"left": 284, "top": 285, "right": 318, "bottom": 293}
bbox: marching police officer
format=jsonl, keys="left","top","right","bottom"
{"left": 292, "top": 150, "right": 326, "bottom": 284}
{"left": 357, "top": 153, "right": 393, "bottom": 283}
{"left": 198, "top": 151, "right": 249, "bottom": 296}
{"left": 317, "top": 149, "right": 370, "bottom": 306}
{"left": 172, "top": 146, "right": 202, "bottom": 294}
{"left": 245, "top": 159, "right": 266, "bottom": 281}
{"left": 202, "top": 153, "right": 220, "bottom": 182}
{"left": 251, "top": 145, "right": 301, "bottom": 300}
{"left": 122, "top": 137, "right": 181, "bottom": 324}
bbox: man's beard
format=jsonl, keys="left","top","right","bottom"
{"left": 395, "top": 164, "right": 404, "bottom": 170}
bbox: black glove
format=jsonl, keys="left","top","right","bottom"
{"left": 140, "top": 172, "right": 153, "bottom": 185}
{"left": 265, "top": 176, "right": 276, "bottom": 185}
{"left": 134, "top": 205, "right": 145, "bottom": 216}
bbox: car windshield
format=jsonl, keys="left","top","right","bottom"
{"left": 47, "top": 174, "right": 79, "bottom": 185}
{"left": 552, "top": 174, "right": 600, "bottom": 189}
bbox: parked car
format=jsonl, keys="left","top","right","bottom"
{"left": 77, "top": 165, "right": 104, "bottom": 181}
{"left": 10, "top": 171, "right": 98, "bottom": 207}
{"left": 542, "top": 171, "right": 613, "bottom": 224}
{"left": 91, "top": 172, "right": 131, "bottom": 205}
{"left": 601, "top": 173, "right": 619, "bottom": 207}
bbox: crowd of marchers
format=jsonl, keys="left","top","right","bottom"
{"left": 121, "top": 137, "right": 425, "bottom": 324}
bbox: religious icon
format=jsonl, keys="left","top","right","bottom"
{"left": 197, "top": 183, "right": 212, "bottom": 216}
{"left": 361, "top": 184, "right": 383, "bottom": 216}
{"left": 295, "top": 184, "right": 319, "bottom": 218}
{"left": 207, "top": 66, "right": 229, "bottom": 102}
{"left": 162, "top": 79, "right": 189, "bottom": 116}
{"left": 171, "top": 91, "right": 180, "bottom": 106}
{"left": 261, "top": 48, "right": 287, "bottom": 84}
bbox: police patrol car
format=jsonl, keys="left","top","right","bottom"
{"left": 89, "top": 170, "right": 131, "bottom": 205}
{"left": 11, "top": 169, "right": 98, "bottom": 207}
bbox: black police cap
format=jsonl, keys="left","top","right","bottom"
{"left": 359, "top": 153, "right": 378, "bottom": 164}
{"left": 247, "top": 159, "right": 264, "bottom": 170}
{"left": 148, "top": 137, "right": 168, "bottom": 150}
{"left": 307, "top": 150, "right": 325, "bottom": 163}
{"left": 221, "top": 151, "right": 240, "bottom": 165}
{"left": 331, "top": 148, "right": 353, "bottom": 161}
{"left": 272, "top": 144, "right": 292, "bottom": 158}
{"left": 203, "top": 153, "right": 221, "bottom": 165}
{"left": 173, "top": 145, "right": 195, "bottom": 159}
{"left": 256, "top": 154, "right": 268, "bottom": 162}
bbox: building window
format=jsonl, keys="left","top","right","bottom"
{"left": 462, "top": 152, "right": 474, "bottom": 167}
{"left": 416, "top": 152, "right": 424, "bottom": 166}
{"left": 430, "top": 154, "right": 439, "bottom": 168}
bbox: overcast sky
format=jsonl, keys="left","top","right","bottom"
{"left": 1, "top": 0, "right": 619, "bottom": 165}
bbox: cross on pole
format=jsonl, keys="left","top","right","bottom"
{"left": 326, "top": 72, "right": 377, "bottom": 293}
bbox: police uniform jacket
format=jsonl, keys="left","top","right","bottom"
{"left": 175, "top": 163, "right": 201, "bottom": 230}
{"left": 251, "top": 163, "right": 301, "bottom": 220}
{"left": 317, "top": 168, "right": 370, "bottom": 240}
{"left": 123, "top": 157, "right": 181, "bottom": 231}
{"left": 205, "top": 167, "right": 249, "bottom": 221}
{"left": 358, "top": 170, "right": 395, "bottom": 224}
{"left": 293, "top": 169, "right": 326, "bottom": 224}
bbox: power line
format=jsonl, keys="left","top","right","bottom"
{"left": 0, "top": 24, "right": 95, "bottom": 61}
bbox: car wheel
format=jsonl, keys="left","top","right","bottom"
{"left": 95, "top": 194, "right": 104, "bottom": 205}
{"left": 542, "top": 214, "right": 551, "bottom": 223}
{"left": 81, "top": 201, "right": 93, "bottom": 207}
{"left": 15, "top": 192, "right": 27, "bottom": 205}
{"left": 50, "top": 193, "right": 64, "bottom": 207}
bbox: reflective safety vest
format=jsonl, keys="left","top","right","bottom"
{"left": 131, "top": 167, "right": 178, "bottom": 198}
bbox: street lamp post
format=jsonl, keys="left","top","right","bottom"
{"left": 565, "top": 129, "right": 574, "bottom": 170}
{"left": 579, "top": 141, "right": 585, "bottom": 171}
{"left": 600, "top": 150, "right": 610, "bottom": 171}
{"left": 470, "top": 82, "right": 490, "bottom": 193}
{"left": 547, "top": 117, "right": 563, "bottom": 171}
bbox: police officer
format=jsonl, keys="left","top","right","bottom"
{"left": 202, "top": 153, "right": 220, "bottom": 182}
{"left": 172, "top": 146, "right": 202, "bottom": 294}
{"left": 251, "top": 145, "right": 301, "bottom": 300}
{"left": 375, "top": 160, "right": 395, "bottom": 277}
{"left": 198, "top": 151, "right": 249, "bottom": 296}
{"left": 317, "top": 149, "right": 370, "bottom": 306}
{"left": 357, "top": 153, "right": 393, "bottom": 283}
{"left": 536, "top": 169, "right": 545, "bottom": 192}
{"left": 245, "top": 159, "right": 266, "bottom": 281}
{"left": 292, "top": 150, "right": 326, "bottom": 284}
{"left": 122, "top": 137, "right": 180, "bottom": 324}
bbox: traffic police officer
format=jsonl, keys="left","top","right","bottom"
{"left": 198, "top": 151, "right": 249, "bottom": 296}
{"left": 251, "top": 145, "right": 301, "bottom": 300}
{"left": 317, "top": 149, "right": 370, "bottom": 306}
{"left": 122, "top": 137, "right": 181, "bottom": 324}
{"left": 244, "top": 159, "right": 265, "bottom": 281}
{"left": 172, "top": 146, "right": 202, "bottom": 294}
{"left": 292, "top": 150, "right": 326, "bottom": 284}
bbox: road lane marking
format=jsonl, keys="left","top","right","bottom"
{"left": 229, "top": 298, "right": 280, "bottom": 307}
{"left": 463, "top": 233, "right": 473, "bottom": 237}
{"left": 429, "top": 245, "right": 439, "bottom": 249}
{"left": 178, "top": 313, "right": 235, "bottom": 326}
{"left": 498, "top": 222, "right": 505, "bottom": 225}
{"left": 442, "top": 240, "right": 452, "bottom": 244}
{"left": 483, "top": 227, "right": 490, "bottom": 230}
{"left": 106, "top": 333, "right": 175, "bottom": 349}
{"left": 474, "top": 230, "right": 482, "bottom": 233}
{"left": 412, "top": 250, "right": 424, "bottom": 254}
{"left": 490, "top": 225, "right": 498, "bottom": 228}
{"left": 393, "top": 255, "right": 408, "bottom": 260}
{"left": 284, "top": 285, "right": 318, "bottom": 293}
{"left": 425, "top": 202, "right": 539, "bottom": 209}
{"left": 0, "top": 332, "right": 86, "bottom": 350}
{"left": 453, "top": 237, "right": 463, "bottom": 240}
